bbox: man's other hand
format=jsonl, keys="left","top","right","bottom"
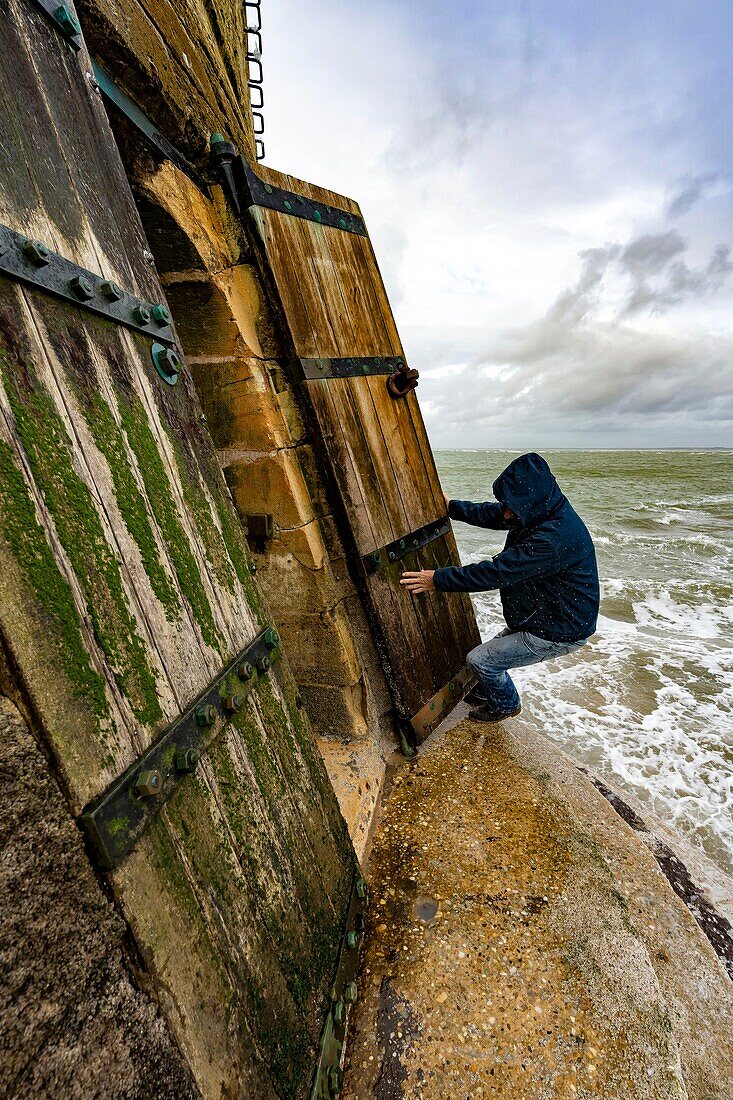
{"left": 400, "top": 569, "right": 436, "bottom": 594}
{"left": 443, "top": 491, "right": 451, "bottom": 509}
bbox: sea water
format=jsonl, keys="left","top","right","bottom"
{"left": 435, "top": 449, "right": 733, "bottom": 877}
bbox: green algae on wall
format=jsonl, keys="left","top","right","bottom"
{"left": 114, "top": 392, "right": 224, "bottom": 653}
{"left": 0, "top": 347, "right": 162, "bottom": 727}
{"left": 0, "top": 438, "right": 109, "bottom": 719}
{"left": 72, "top": 386, "right": 183, "bottom": 624}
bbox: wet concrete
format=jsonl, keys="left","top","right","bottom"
{"left": 343, "top": 715, "right": 733, "bottom": 1099}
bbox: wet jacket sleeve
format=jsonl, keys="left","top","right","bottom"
{"left": 448, "top": 499, "right": 511, "bottom": 529}
{"left": 433, "top": 534, "right": 562, "bottom": 593}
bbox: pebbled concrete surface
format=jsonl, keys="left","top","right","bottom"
{"left": 343, "top": 714, "right": 733, "bottom": 1100}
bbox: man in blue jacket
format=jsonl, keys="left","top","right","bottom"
{"left": 400, "top": 453, "right": 599, "bottom": 722}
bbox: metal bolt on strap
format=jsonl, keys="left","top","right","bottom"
{"left": 79, "top": 627, "right": 282, "bottom": 869}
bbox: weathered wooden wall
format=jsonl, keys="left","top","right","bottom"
{"left": 0, "top": 3, "right": 354, "bottom": 1096}
{"left": 126, "top": 158, "right": 395, "bottom": 854}
{"left": 247, "top": 166, "right": 480, "bottom": 738}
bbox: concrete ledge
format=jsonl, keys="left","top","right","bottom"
{"left": 344, "top": 716, "right": 733, "bottom": 1099}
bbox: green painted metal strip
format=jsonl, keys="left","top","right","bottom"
{"left": 300, "top": 356, "right": 405, "bottom": 380}
{"left": 0, "top": 223, "right": 178, "bottom": 345}
{"left": 29, "top": 0, "right": 83, "bottom": 50}
{"left": 79, "top": 626, "right": 281, "bottom": 870}
{"left": 309, "top": 874, "right": 368, "bottom": 1100}
{"left": 93, "top": 63, "right": 208, "bottom": 191}
{"left": 362, "top": 516, "right": 451, "bottom": 575}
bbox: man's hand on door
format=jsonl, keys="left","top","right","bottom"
{"left": 400, "top": 569, "right": 436, "bottom": 594}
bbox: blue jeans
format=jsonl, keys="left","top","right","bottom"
{"left": 466, "top": 627, "right": 588, "bottom": 713}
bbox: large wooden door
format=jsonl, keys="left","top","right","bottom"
{"left": 225, "top": 160, "right": 481, "bottom": 742}
{"left": 0, "top": 5, "right": 355, "bottom": 1096}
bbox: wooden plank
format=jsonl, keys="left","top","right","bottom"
{"left": 267, "top": 191, "right": 398, "bottom": 549}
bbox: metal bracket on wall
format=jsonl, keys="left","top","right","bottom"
{"left": 410, "top": 666, "right": 475, "bottom": 742}
{"left": 362, "top": 515, "right": 451, "bottom": 575}
{"left": 92, "top": 63, "right": 208, "bottom": 192}
{"left": 0, "top": 223, "right": 178, "bottom": 345}
{"left": 29, "top": 0, "right": 83, "bottom": 50}
{"left": 79, "top": 626, "right": 281, "bottom": 870}
{"left": 210, "top": 136, "right": 368, "bottom": 236}
{"left": 300, "top": 355, "right": 406, "bottom": 380}
{"left": 310, "top": 874, "right": 369, "bottom": 1100}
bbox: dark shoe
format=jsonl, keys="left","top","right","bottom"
{"left": 467, "top": 703, "right": 522, "bottom": 723}
{"left": 463, "top": 686, "right": 486, "bottom": 706}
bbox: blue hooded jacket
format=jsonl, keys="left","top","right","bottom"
{"left": 433, "top": 453, "right": 599, "bottom": 643}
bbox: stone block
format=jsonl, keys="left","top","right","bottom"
{"left": 225, "top": 450, "right": 316, "bottom": 531}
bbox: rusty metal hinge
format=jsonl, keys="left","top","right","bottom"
{"left": 300, "top": 356, "right": 406, "bottom": 380}
{"left": 409, "top": 667, "right": 475, "bottom": 743}
{"left": 362, "top": 516, "right": 451, "bottom": 575}
{"left": 209, "top": 136, "right": 368, "bottom": 237}
{"left": 79, "top": 626, "right": 281, "bottom": 869}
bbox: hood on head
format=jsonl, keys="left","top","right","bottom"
{"left": 492, "top": 453, "right": 564, "bottom": 527}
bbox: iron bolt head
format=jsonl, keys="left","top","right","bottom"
{"left": 355, "top": 877, "right": 368, "bottom": 901}
{"left": 69, "top": 275, "right": 94, "bottom": 301}
{"left": 143, "top": 250, "right": 155, "bottom": 266}
{"left": 327, "top": 1066, "right": 343, "bottom": 1096}
{"left": 263, "top": 627, "right": 279, "bottom": 650}
{"left": 195, "top": 703, "right": 217, "bottom": 727}
{"left": 346, "top": 930, "right": 360, "bottom": 950}
{"left": 343, "top": 981, "right": 358, "bottom": 1004}
{"left": 237, "top": 661, "right": 254, "bottom": 681}
{"left": 256, "top": 655, "right": 271, "bottom": 674}
{"left": 175, "top": 748, "right": 199, "bottom": 773}
{"left": 332, "top": 1000, "right": 346, "bottom": 1026}
{"left": 249, "top": 562, "right": 257, "bottom": 575}
{"left": 151, "top": 343, "right": 181, "bottom": 385}
{"left": 54, "top": 3, "right": 81, "bottom": 37}
{"left": 133, "top": 305, "right": 151, "bottom": 325}
{"left": 151, "top": 303, "right": 170, "bottom": 325}
{"left": 223, "top": 694, "right": 243, "bottom": 714}
{"left": 134, "top": 769, "right": 162, "bottom": 797}
{"left": 100, "top": 279, "right": 123, "bottom": 301}
{"left": 22, "top": 239, "right": 50, "bottom": 266}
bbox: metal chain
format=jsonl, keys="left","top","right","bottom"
{"left": 244, "top": 1, "right": 265, "bottom": 160}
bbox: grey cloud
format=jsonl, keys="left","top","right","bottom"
{"left": 619, "top": 231, "right": 686, "bottom": 278}
{"left": 434, "top": 221, "right": 733, "bottom": 439}
{"left": 666, "top": 173, "right": 721, "bottom": 219}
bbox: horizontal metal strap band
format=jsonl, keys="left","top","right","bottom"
{"left": 410, "top": 667, "right": 475, "bottom": 743}
{"left": 79, "top": 626, "right": 281, "bottom": 870}
{"left": 0, "top": 223, "right": 177, "bottom": 344}
{"left": 238, "top": 157, "right": 367, "bottom": 236}
{"left": 309, "top": 873, "right": 368, "bottom": 1100}
{"left": 362, "top": 515, "right": 451, "bottom": 575}
{"left": 30, "top": 0, "right": 83, "bottom": 50}
{"left": 93, "top": 63, "right": 208, "bottom": 191}
{"left": 300, "top": 356, "right": 405, "bottom": 380}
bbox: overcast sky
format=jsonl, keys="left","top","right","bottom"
{"left": 263, "top": 1, "right": 733, "bottom": 448}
